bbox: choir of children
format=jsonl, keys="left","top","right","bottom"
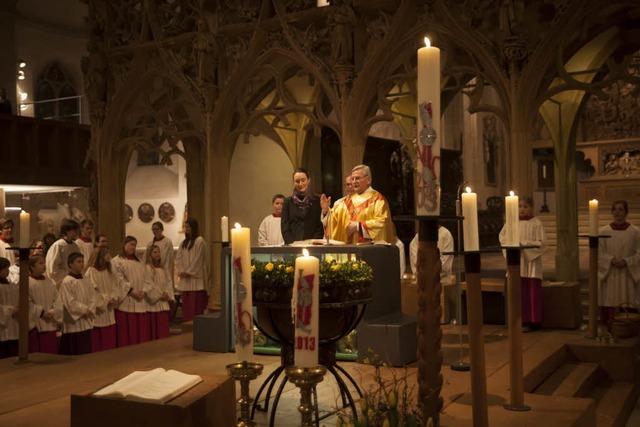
{"left": 0, "top": 217, "right": 209, "bottom": 358}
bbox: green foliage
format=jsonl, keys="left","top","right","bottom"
{"left": 251, "top": 257, "right": 373, "bottom": 287}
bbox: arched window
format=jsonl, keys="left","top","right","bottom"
{"left": 34, "top": 62, "right": 80, "bottom": 123}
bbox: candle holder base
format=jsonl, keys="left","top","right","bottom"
{"left": 450, "top": 360, "right": 471, "bottom": 372}
{"left": 227, "top": 361, "right": 264, "bottom": 427}
{"left": 285, "top": 366, "right": 327, "bottom": 427}
{"left": 503, "top": 403, "right": 531, "bottom": 412}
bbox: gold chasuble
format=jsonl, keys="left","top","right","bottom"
{"left": 328, "top": 187, "right": 396, "bottom": 244}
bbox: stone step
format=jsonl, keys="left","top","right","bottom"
{"left": 592, "top": 382, "right": 638, "bottom": 427}
{"left": 523, "top": 344, "right": 570, "bottom": 393}
{"left": 553, "top": 362, "right": 603, "bottom": 398}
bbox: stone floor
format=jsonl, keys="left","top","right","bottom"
{"left": 2, "top": 321, "right": 635, "bottom": 427}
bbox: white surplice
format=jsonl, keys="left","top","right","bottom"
{"left": 29, "top": 276, "right": 62, "bottom": 332}
{"left": 598, "top": 223, "right": 640, "bottom": 307}
{"left": 0, "top": 239, "right": 16, "bottom": 265}
{"left": 46, "top": 238, "right": 81, "bottom": 287}
{"left": 409, "top": 227, "right": 455, "bottom": 285}
{"left": 0, "top": 279, "right": 40, "bottom": 341}
{"left": 58, "top": 274, "right": 96, "bottom": 334}
{"left": 86, "top": 267, "right": 122, "bottom": 327}
{"left": 145, "top": 237, "right": 175, "bottom": 285}
{"left": 258, "top": 215, "right": 285, "bottom": 247}
{"left": 175, "top": 237, "right": 208, "bottom": 292}
{"left": 499, "top": 217, "right": 546, "bottom": 279}
{"left": 145, "top": 265, "right": 175, "bottom": 312}
{"left": 111, "top": 256, "right": 149, "bottom": 313}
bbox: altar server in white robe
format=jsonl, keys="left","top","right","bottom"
{"left": 145, "top": 244, "right": 174, "bottom": 339}
{"left": 86, "top": 246, "right": 120, "bottom": 352}
{"left": 598, "top": 200, "right": 640, "bottom": 330}
{"left": 59, "top": 252, "right": 96, "bottom": 355}
{"left": 499, "top": 196, "right": 546, "bottom": 330}
{"left": 0, "top": 219, "right": 16, "bottom": 265}
{"left": 258, "top": 194, "right": 285, "bottom": 246}
{"left": 1, "top": 257, "right": 40, "bottom": 358}
{"left": 146, "top": 222, "right": 175, "bottom": 284}
{"left": 46, "top": 219, "right": 81, "bottom": 287}
{"left": 410, "top": 225, "right": 455, "bottom": 285}
{"left": 112, "top": 236, "right": 151, "bottom": 346}
{"left": 175, "top": 218, "right": 209, "bottom": 321}
{"left": 29, "top": 256, "right": 62, "bottom": 354}
{"left": 75, "top": 219, "right": 94, "bottom": 270}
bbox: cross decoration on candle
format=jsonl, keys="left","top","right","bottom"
{"left": 231, "top": 223, "right": 253, "bottom": 362}
{"left": 416, "top": 36, "right": 441, "bottom": 216}
{"left": 292, "top": 248, "right": 320, "bottom": 368}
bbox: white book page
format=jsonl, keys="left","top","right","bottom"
{"left": 93, "top": 368, "right": 165, "bottom": 398}
{"left": 125, "top": 370, "right": 202, "bottom": 403}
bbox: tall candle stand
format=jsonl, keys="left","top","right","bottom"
{"left": 463, "top": 250, "right": 489, "bottom": 427}
{"left": 578, "top": 234, "right": 610, "bottom": 339}
{"left": 9, "top": 247, "right": 31, "bottom": 363}
{"left": 285, "top": 366, "right": 326, "bottom": 427}
{"left": 502, "top": 246, "right": 531, "bottom": 412}
{"left": 227, "top": 361, "right": 264, "bottom": 427}
{"left": 451, "top": 200, "right": 470, "bottom": 372}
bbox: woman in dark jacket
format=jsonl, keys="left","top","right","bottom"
{"left": 281, "top": 168, "right": 325, "bottom": 244}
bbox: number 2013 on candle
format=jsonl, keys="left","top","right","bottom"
{"left": 296, "top": 336, "right": 316, "bottom": 351}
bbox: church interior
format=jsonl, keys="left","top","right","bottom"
{"left": 1, "top": 1, "right": 640, "bottom": 426}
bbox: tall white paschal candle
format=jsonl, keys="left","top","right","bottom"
{"left": 504, "top": 191, "right": 520, "bottom": 247}
{"left": 416, "top": 36, "right": 441, "bottom": 216}
{"left": 231, "top": 223, "right": 253, "bottom": 361}
{"left": 19, "top": 210, "right": 30, "bottom": 248}
{"left": 221, "top": 216, "right": 229, "bottom": 242}
{"left": 293, "top": 249, "right": 319, "bottom": 368}
{"left": 588, "top": 199, "right": 599, "bottom": 237}
{"left": 461, "top": 187, "right": 479, "bottom": 251}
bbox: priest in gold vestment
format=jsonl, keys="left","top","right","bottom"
{"left": 321, "top": 165, "right": 396, "bottom": 244}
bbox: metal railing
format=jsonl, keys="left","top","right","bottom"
{"left": 18, "top": 95, "right": 84, "bottom": 123}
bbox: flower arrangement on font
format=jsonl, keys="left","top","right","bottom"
{"left": 252, "top": 257, "right": 373, "bottom": 304}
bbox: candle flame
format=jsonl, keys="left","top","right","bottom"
{"left": 590, "top": 199, "right": 598, "bottom": 203}
{"left": 302, "top": 248, "right": 309, "bottom": 257}
{"left": 465, "top": 186, "right": 472, "bottom": 193}
{"left": 424, "top": 37, "right": 431, "bottom": 48}
{"left": 234, "top": 222, "right": 241, "bottom": 229}
{"left": 509, "top": 190, "right": 515, "bottom": 197}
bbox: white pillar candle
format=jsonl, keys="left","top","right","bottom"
{"left": 542, "top": 164, "right": 547, "bottom": 179}
{"left": 19, "top": 210, "right": 30, "bottom": 248}
{"left": 221, "top": 216, "right": 229, "bottom": 242}
{"left": 231, "top": 223, "right": 253, "bottom": 362}
{"left": 461, "top": 187, "right": 479, "bottom": 251}
{"left": 0, "top": 188, "right": 5, "bottom": 215}
{"left": 588, "top": 199, "right": 599, "bottom": 237}
{"left": 416, "top": 36, "right": 441, "bottom": 216}
{"left": 293, "top": 248, "right": 320, "bottom": 368}
{"left": 504, "top": 191, "right": 520, "bottom": 247}
{"left": 317, "top": 0, "right": 329, "bottom": 6}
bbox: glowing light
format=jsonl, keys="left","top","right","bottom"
{"left": 465, "top": 186, "right": 472, "bottom": 193}
{"left": 234, "top": 222, "right": 241, "bottom": 229}
{"left": 302, "top": 248, "right": 309, "bottom": 257}
{"left": 18, "top": 61, "right": 26, "bottom": 68}
{"left": 509, "top": 190, "right": 515, "bottom": 197}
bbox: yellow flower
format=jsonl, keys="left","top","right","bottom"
{"left": 265, "top": 262, "right": 274, "bottom": 272}
{"left": 278, "top": 264, "right": 285, "bottom": 270}
{"left": 251, "top": 265, "right": 256, "bottom": 272}
{"left": 331, "top": 264, "right": 341, "bottom": 271}
{"left": 352, "top": 262, "right": 360, "bottom": 270}
{"left": 325, "top": 255, "right": 335, "bottom": 263}
{"left": 285, "top": 266, "right": 294, "bottom": 273}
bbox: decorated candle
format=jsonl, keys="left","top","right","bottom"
{"left": 504, "top": 191, "right": 520, "bottom": 247}
{"left": 589, "top": 199, "right": 599, "bottom": 237}
{"left": 221, "top": 216, "right": 229, "bottom": 242}
{"left": 231, "top": 223, "right": 253, "bottom": 361}
{"left": 461, "top": 187, "right": 479, "bottom": 251}
{"left": 416, "top": 36, "right": 441, "bottom": 216}
{"left": 19, "top": 210, "right": 30, "bottom": 248}
{"left": 293, "top": 248, "right": 320, "bottom": 368}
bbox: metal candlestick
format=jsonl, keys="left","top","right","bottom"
{"left": 451, "top": 196, "right": 470, "bottom": 372}
{"left": 227, "top": 361, "right": 264, "bottom": 427}
{"left": 285, "top": 366, "right": 327, "bottom": 427}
